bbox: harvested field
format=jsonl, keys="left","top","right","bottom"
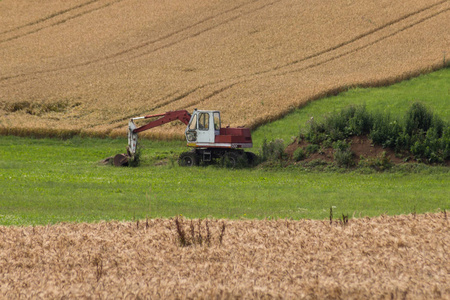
{"left": 0, "top": 213, "right": 449, "bottom": 299}
{"left": 0, "top": 0, "right": 449, "bottom": 138}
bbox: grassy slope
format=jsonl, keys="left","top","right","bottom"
{"left": 1, "top": 69, "right": 449, "bottom": 225}
{"left": 253, "top": 68, "right": 450, "bottom": 149}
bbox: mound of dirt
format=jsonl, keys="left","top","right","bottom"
{"left": 0, "top": 0, "right": 449, "bottom": 138}
{"left": 284, "top": 135, "right": 450, "bottom": 167}
{"left": 348, "top": 136, "right": 404, "bottom": 164}
{"left": 0, "top": 214, "right": 449, "bottom": 298}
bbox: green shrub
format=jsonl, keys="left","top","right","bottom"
{"left": 369, "top": 113, "right": 402, "bottom": 148}
{"left": 332, "top": 140, "right": 350, "bottom": 152}
{"left": 348, "top": 105, "right": 374, "bottom": 136}
{"left": 431, "top": 114, "right": 445, "bottom": 137}
{"left": 304, "top": 105, "right": 373, "bottom": 144}
{"left": 334, "top": 148, "right": 354, "bottom": 168}
{"left": 305, "top": 119, "right": 327, "bottom": 144}
{"left": 332, "top": 140, "right": 354, "bottom": 167}
{"left": 402, "top": 105, "right": 448, "bottom": 163}
{"left": 305, "top": 144, "right": 319, "bottom": 154}
{"left": 259, "top": 139, "right": 286, "bottom": 162}
{"left": 393, "top": 131, "right": 411, "bottom": 152}
{"left": 293, "top": 148, "right": 307, "bottom": 161}
{"left": 324, "top": 114, "right": 347, "bottom": 139}
{"left": 409, "top": 125, "right": 448, "bottom": 163}
{"left": 405, "top": 102, "right": 434, "bottom": 136}
{"left": 442, "top": 125, "right": 450, "bottom": 160}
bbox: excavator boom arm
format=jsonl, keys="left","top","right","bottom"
{"left": 132, "top": 110, "right": 191, "bottom": 133}
{"left": 127, "top": 110, "right": 191, "bottom": 155}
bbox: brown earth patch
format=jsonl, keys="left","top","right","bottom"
{"left": 285, "top": 135, "right": 425, "bottom": 166}
{"left": 285, "top": 138, "right": 333, "bottom": 163}
{"left": 349, "top": 135, "right": 406, "bottom": 164}
{"left": 0, "top": 0, "right": 449, "bottom": 138}
{"left": 0, "top": 214, "right": 449, "bottom": 298}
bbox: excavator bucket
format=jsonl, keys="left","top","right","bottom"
{"left": 113, "top": 153, "right": 129, "bottom": 167}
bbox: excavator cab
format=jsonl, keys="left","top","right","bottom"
{"left": 185, "top": 110, "right": 220, "bottom": 145}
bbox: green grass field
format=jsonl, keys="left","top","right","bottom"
{"left": 1, "top": 69, "right": 449, "bottom": 225}
{"left": 1, "top": 136, "right": 448, "bottom": 225}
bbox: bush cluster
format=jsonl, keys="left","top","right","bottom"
{"left": 302, "top": 102, "right": 450, "bottom": 164}
{"left": 332, "top": 140, "right": 354, "bottom": 167}
{"left": 293, "top": 148, "right": 306, "bottom": 161}
{"left": 259, "top": 139, "right": 286, "bottom": 163}
{"left": 304, "top": 105, "right": 373, "bottom": 144}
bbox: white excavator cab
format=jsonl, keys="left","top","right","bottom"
{"left": 185, "top": 110, "right": 220, "bottom": 144}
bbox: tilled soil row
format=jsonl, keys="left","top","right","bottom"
{"left": 0, "top": 213, "right": 449, "bottom": 299}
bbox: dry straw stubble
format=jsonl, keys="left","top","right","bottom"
{"left": 0, "top": 213, "right": 449, "bottom": 299}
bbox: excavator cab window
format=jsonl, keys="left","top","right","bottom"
{"left": 198, "top": 113, "right": 209, "bottom": 130}
{"left": 214, "top": 112, "right": 220, "bottom": 131}
{"left": 186, "top": 113, "right": 198, "bottom": 142}
{"left": 189, "top": 114, "right": 197, "bottom": 130}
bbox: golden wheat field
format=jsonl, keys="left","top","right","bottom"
{"left": 0, "top": 213, "right": 449, "bottom": 299}
{"left": 0, "top": 0, "right": 449, "bottom": 138}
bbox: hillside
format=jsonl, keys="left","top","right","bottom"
{"left": 0, "top": 0, "right": 449, "bottom": 138}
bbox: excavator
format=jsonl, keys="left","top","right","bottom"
{"left": 113, "top": 109, "right": 256, "bottom": 167}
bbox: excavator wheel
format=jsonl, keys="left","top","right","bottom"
{"left": 114, "top": 154, "right": 129, "bottom": 167}
{"left": 222, "top": 151, "right": 240, "bottom": 168}
{"left": 245, "top": 152, "right": 258, "bottom": 166}
{"left": 178, "top": 152, "right": 198, "bottom": 167}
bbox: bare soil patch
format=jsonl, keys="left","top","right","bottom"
{"left": 349, "top": 136, "right": 404, "bottom": 164}
{"left": 0, "top": 214, "right": 448, "bottom": 299}
{"left": 285, "top": 135, "right": 410, "bottom": 166}
{"left": 286, "top": 135, "right": 450, "bottom": 167}
{"left": 0, "top": 0, "right": 449, "bottom": 138}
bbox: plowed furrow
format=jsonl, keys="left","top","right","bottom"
{"left": 127, "top": 0, "right": 280, "bottom": 62}
{"left": 280, "top": 5, "right": 450, "bottom": 76}
{"left": 179, "top": 83, "right": 239, "bottom": 111}
{"left": 130, "top": 0, "right": 450, "bottom": 111}
{"left": 0, "top": 0, "right": 275, "bottom": 83}
{"left": 273, "top": 0, "right": 449, "bottom": 74}
{"left": 243, "top": 0, "right": 450, "bottom": 79}
{"left": 0, "top": 0, "right": 123, "bottom": 44}
{"left": 0, "top": 0, "right": 98, "bottom": 36}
